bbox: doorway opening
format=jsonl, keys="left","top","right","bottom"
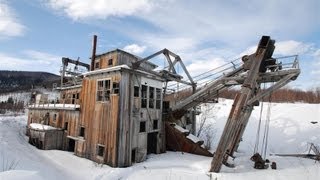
{"left": 147, "top": 132, "right": 158, "bottom": 154}
{"left": 68, "top": 139, "right": 75, "bottom": 152}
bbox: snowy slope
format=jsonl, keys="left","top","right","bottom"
{"left": 0, "top": 99, "right": 319, "bottom": 180}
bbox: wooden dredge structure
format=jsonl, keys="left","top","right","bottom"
{"left": 27, "top": 36, "right": 300, "bottom": 171}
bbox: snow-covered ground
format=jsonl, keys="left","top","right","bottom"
{"left": 0, "top": 99, "right": 319, "bottom": 180}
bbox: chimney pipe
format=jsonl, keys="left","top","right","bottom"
{"left": 91, "top": 35, "right": 97, "bottom": 71}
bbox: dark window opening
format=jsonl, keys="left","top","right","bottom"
{"left": 112, "top": 82, "right": 119, "bottom": 94}
{"left": 141, "top": 99, "right": 147, "bottom": 108}
{"left": 141, "top": 85, "right": 147, "bottom": 108}
{"left": 76, "top": 93, "right": 79, "bottom": 99}
{"left": 134, "top": 86, "right": 139, "bottom": 97}
{"left": 131, "top": 149, "right": 136, "bottom": 163}
{"left": 79, "top": 127, "right": 85, "bottom": 137}
{"left": 141, "top": 85, "right": 147, "bottom": 98}
{"left": 156, "top": 88, "right": 161, "bottom": 109}
{"left": 53, "top": 114, "right": 57, "bottom": 121}
{"left": 149, "top": 99, "right": 154, "bottom": 108}
{"left": 149, "top": 87, "right": 154, "bottom": 108}
{"left": 72, "top": 94, "right": 76, "bottom": 104}
{"left": 139, "top": 121, "right": 146, "bottom": 132}
{"left": 62, "top": 94, "right": 65, "bottom": 99}
{"left": 153, "top": 120, "right": 158, "bottom": 130}
{"left": 97, "top": 145, "right": 105, "bottom": 157}
{"left": 95, "top": 61, "right": 100, "bottom": 69}
{"left": 64, "top": 122, "right": 68, "bottom": 130}
{"left": 108, "top": 59, "right": 113, "bottom": 66}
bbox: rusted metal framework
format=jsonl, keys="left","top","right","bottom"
{"left": 60, "top": 57, "right": 90, "bottom": 88}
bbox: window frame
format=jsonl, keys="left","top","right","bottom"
{"left": 108, "top": 59, "right": 113, "bottom": 66}
{"left": 97, "top": 79, "right": 111, "bottom": 102}
{"left": 97, "top": 144, "right": 105, "bottom": 157}
{"left": 141, "top": 85, "right": 148, "bottom": 108}
{"left": 79, "top": 127, "right": 85, "bottom": 137}
{"left": 156, "top": 88, "right": 161, "bottom": 109}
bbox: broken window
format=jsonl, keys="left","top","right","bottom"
{"left": 156, "top": 88, "right": 161, "bottom": 109}
{"left": 141, "top": 85, "right": 147, "bottom": 108}
{"left": 108, "top": 59, "right": 113, "bottom": 66}
{"left": 139, "top": 121, "right": 146, "bottom": 132}
{"left": 97, "top": 145, "right": 105, "bottom": 157}
{"left": 112, "top": 82, "right": 119, "bottom": 94}
{"left": 72, "top": 94, "right": 76, "bottom": 104}
{"left": 95, "top": 61, "right": 100, "bottom": 69}
{"left": 97, "top": 80, "right": 111, "bottom": 101}
{"left": 153, "top": 119, "right": 158, "bottom": 130}
{"left": 134, "top": 86, "right": 139, "bottom": 97}
{"left": 149, "top": 87, "right": 154, "bottom": 108}
{"left": 79, "top": 127, "right": 85, "bottom": 137}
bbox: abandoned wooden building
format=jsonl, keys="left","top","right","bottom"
{"left": 27, "top": 35, "right": 300, "bottom": 171}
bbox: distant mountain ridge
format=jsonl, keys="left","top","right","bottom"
{"left": 0, "top": 70, "right": 60, "bottom": 93}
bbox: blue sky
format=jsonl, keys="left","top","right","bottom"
{"left": 0, "top": 0, "right": 320, "bottom": 89}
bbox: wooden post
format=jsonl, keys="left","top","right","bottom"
{"left": 210, "top": 36, "right": 275, "bottom": 172}
{"left": 90, "top": 35, "right": 97, "bottom": 71}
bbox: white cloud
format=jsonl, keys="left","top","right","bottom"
{"left": 0, "top": 50, "right": 61, "bottom": 74}
{"left": 46, "top": 0, "right": 153, "bottom": 20}
{"left": 239, "top": 40, "right": 314, "bottom": 57}
{"left": 123, "top": 44, "right": 146, "bottom": 55}
{"left": 0, "top": 1, "right": 25, "bottom": 38}
{"left": 274, "top": 41, "right": 313, "bottom": 56}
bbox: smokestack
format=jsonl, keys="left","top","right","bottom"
{"left": 91, "top": 35, "right": 97, "bottom": 71}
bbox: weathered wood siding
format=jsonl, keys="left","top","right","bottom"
{"left": 79, "top": 71, "right": 121, "bottom": 166}
{"left": 60, "top": 87, "right": 81, "bottom": 104}
{"left": 94, "top": 52, "right": 118, "bottom": 70}
{"left": 28, "top": 108, "right": 80, "bottom": 150}
{"left": 130, "top": 75, "right": 165, "bottom": 163}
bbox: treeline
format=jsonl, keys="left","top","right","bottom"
{"left": 220, "top": 88, "right": 320, "bottom": 104}
{"left": 165, "top": 87, "right": 320, "bottom": 104}
{"left": 0, "top": 97, "right": 24, "bottom": 114}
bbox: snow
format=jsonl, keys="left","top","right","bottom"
{"left": 28, "top": 103, "right": 80, "bottom": 110}
{"left": 83, "top": 65, "right": 130, "bottom": 76}
{"left": 173, "top": 123, "right": 202, "bottom": 143}
{"left": 174, "top": 124, "right": 189, "bottom": 133}
{"left": 187, "top": 133, "right": 202, "bottom": 143}
{"left": 0, "top": 99, "right": 320, "bottom": 179}
{"left": 29, "top": 123, "right": 57, "bottom": 130}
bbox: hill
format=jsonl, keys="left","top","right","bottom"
{"left": 0, "top": 71, "right": 60, "bottom": 93}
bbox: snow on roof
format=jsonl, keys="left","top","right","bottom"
{"left": 187, "top": 133, "right": 201, "bottom": 144}
{"left": 28, "top": 104, "right": 80, "bottom": 110}
{"left": 173, "top": 124, "right": 202, "bottom": 143}
{"left": 56, "top": 85, "right": 82, "bottom": 90}
{"left": 83, "top": 65, "right": 130, "bottom": 76}
{"left": 173, "top": 124, "right": 189, "bottom": 133}
{"left": 29, "top": 123, "right": 58, "bottom": 131}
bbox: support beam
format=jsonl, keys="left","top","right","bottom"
{"left": 210, "top": 36, "right": 275, "bottom": 172}
{"left": 247, "top": 73, "right": 299, "bottom": 105}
